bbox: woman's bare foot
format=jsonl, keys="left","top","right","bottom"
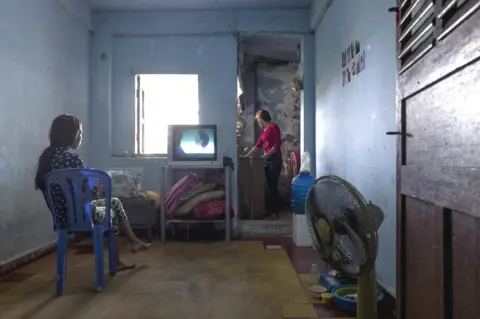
{"left": 131, "top": 241, "right": 151, "bottom": 253}
{"left": 116, "top": 261, "right": 136, "bottom": 272}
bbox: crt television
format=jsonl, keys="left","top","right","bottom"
{"left": 167, "top": 124, "right": 221, "bottom": 167}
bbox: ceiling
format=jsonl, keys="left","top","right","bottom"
{"left": 242, "top": 34, "right": 300, "bottom": 61}
{"left": 90, "top": 0, "right": 305, "bottom": 62}
{"left": 91, "top": 0, "right": 313, "bottom": 11}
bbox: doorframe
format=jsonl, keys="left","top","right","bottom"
{"left": 394, "top": 1, "right": 404, "bottom": 317}
{"left": 395, "top": 57, "right": 405, "bottom": 319}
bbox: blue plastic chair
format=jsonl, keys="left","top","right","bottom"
{"left": 43, "top": 168, "right": 116, "bottom": 295}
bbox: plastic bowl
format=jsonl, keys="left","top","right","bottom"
{"left": 308, "top": 284, "right": 327, "bottom": 299}
{"left": 331, "top": 284, "right": 385, "bottom": 314}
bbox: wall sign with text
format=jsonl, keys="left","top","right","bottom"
{"left": 341, "top": 40, "right": 366, "bottom": 87}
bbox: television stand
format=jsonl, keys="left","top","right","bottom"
{"left": 159, "top": 162, "right": 233, "bottom": 244}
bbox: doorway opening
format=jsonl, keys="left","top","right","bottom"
{"left": 134, "top": 74, "right": 199, "bottom": 155}
{"left": 237, "top": 34, "right": 302, "bottom": 225}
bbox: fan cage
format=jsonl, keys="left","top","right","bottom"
{"left": 306, "top": 175, "right": 379, "bottom": 276}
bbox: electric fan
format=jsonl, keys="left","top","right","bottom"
{"left": 305, "top": 175, "right": 384, "bottom": 319}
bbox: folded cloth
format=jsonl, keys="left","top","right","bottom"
{"left": 179, "top": 183, "right": 216, "bottom": 206}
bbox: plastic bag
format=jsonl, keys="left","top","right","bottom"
{"left": 111, "top": 174, "right": 137, "bottom": 198}
{"left": 300, "top": 151, "right": 311, "bottom": 173}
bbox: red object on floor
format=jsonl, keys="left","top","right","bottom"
{"left": 290, "top": 151, "right": 301, "bottom": 176}
{"left": 73, "top": 244, "right": 95, "bottom": 255}
{"left": 193, "top": 200, "right": 234, "bottom": 219}
{"left": 0, "top": 272, "right": 33, "bottom": 283}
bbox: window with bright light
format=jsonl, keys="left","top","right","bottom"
{"left": 134, "top": 74, "right": 199, "bottom": 154}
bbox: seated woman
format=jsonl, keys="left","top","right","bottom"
{"left": 34, "top": 114, "right": 150, "bottom": 271}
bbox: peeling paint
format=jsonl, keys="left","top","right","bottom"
{"left": 256, "top": 63, "right": 301, "bottom": 161}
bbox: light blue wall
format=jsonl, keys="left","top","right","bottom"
{"left": 0, "top": 0, "right": 91, "bottom": 264}
{"left": 90, "top": 10, "right": 311, "bottom": 215}
{"left": 313, "top": 0, "right": 397, "bottom": 292}
{"left": 301, "top": 34, "right": 316, "bottom": 176}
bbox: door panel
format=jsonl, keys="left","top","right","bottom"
{"left": 404, "top": 61, "right": 480, "bottom": 168}
{"left": 402, "top": 166, "right": 480, "bottom": 219}
{"left": 396, "top": 1, "right": 480, "bottom": 318}
{"left": 401, "top": 59, "right": 480, "bottom": 219}
{"left": 452, "top": 211, "right": 480, "bottom": 318}
{"left": 403, "top": 197, "right": 444, "bottom": 319}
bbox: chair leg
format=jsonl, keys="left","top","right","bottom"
{"left": 56, "top": 231, "right": 68, "bottom": 296}
{"left": 92, "top": 227, "right": 105, "bottom": 292}
{"left": 108, "top": 229, "right": 116, "bottom": 276}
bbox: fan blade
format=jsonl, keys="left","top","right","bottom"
{"left": 317, "top": 218, "right": 332, "bottom": 244}
{"left": 343, "top": 222, "right": 368, "bottom": 266}
{"left": 306, "top": 186, "right": 334, "bottom": 258}
{"left": 334, "top": 221, "right": 368, "bottom": 276}
{"left": 332, "top": 236, "right": 360, "bottom": 276}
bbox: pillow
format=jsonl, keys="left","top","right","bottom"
{"left": 193, "top": 200, "right": 235, "bottom": 220}
{"left": 175, "top": 190, "right": 225, "bottom": 217}
{"left": 179, "top": 183, "right": 216, "bottom": 206}
{"left": 111, "top": 174, "right": 137, "bottom": 198}
{"left": 165, "top": 173, "right": 201, "bottom": 218}
{"left": 137, "top": 190, "right": 161, "bottom": 209}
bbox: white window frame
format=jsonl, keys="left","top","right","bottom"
{"left": 134, "top": 75, "right": 145, "bottom": 154}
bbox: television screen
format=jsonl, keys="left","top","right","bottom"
{"left": 170, "top": 125, "right": 217, "bottom": 161}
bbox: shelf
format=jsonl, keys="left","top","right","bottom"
{"left": 159, "top": 165, "right": 233, "bottom": 244}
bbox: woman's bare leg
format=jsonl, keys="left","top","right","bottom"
{"left": 110, "top": 198, "right": 151, "bottom": 253}
{"left": 114, "top": 238, "right": 136, "bottom": 271}
{"left": 120, "top": 219, "right": 151, "bottom": 252}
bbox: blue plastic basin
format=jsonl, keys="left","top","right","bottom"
{"left": 331, "top": 284, "right": 385, "bottom": 315}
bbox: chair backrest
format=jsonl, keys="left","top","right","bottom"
{"left": 44, "top": 168, "right": 112, "bottom": 231}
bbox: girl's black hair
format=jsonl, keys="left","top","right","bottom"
{"left": 34, "top": 114, "right": 81, "bottom": 191}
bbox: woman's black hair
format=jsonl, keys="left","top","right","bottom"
{"left": 256, "top": 109, "right": 272, "bottom": 122}
{"left": 34, "top": 114, "right": 82, "bottom": 191}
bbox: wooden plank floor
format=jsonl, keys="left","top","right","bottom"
{"left": 0, "top": 237, "right": 393, "bottom": 319}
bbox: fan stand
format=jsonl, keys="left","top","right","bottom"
{"left": 357, "top": 266, "right": 378, "bottom": 319}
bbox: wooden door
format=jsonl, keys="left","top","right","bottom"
{"left": 395, "top": 1, "right": 480, "bottom": 318}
